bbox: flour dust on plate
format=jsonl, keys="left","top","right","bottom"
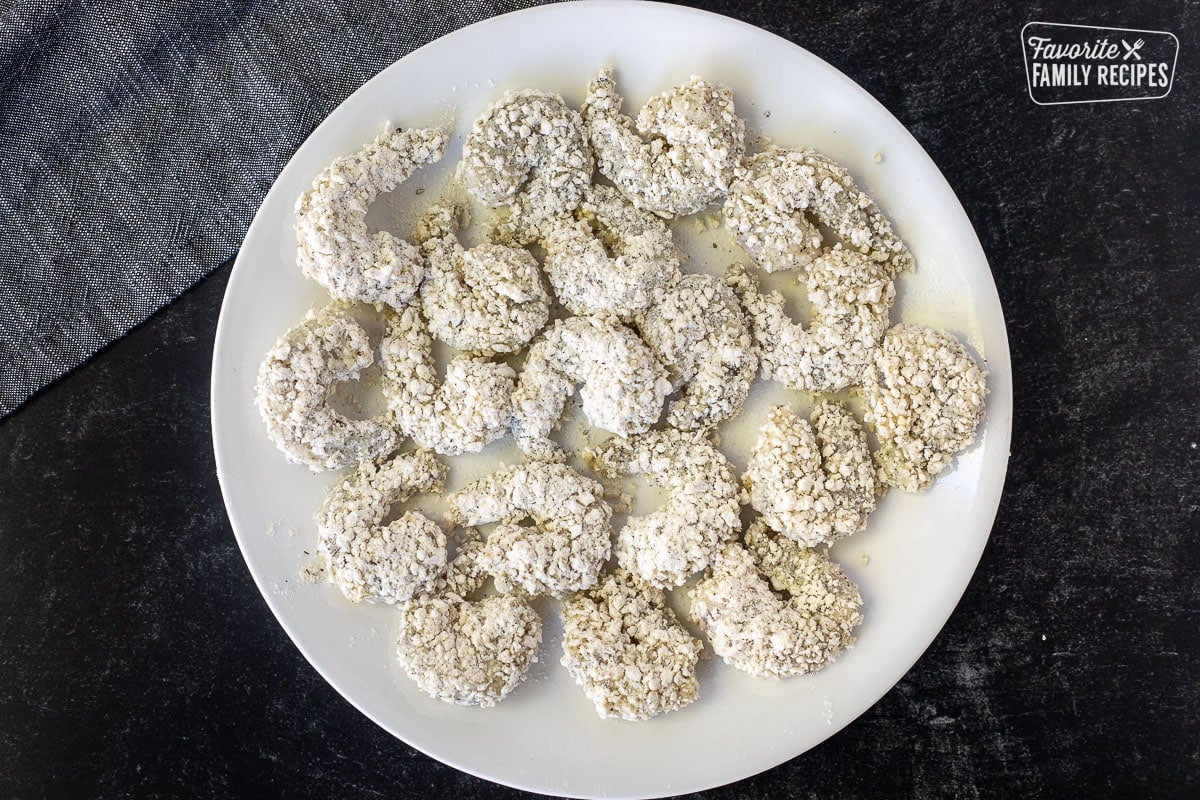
{"left": 208, "top": 3, "right": 1012, "bottom": 796}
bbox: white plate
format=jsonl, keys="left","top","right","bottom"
{"left": 211, "top": 2, "right": 1012, "bottom": 797}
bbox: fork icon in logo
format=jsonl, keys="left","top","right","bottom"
{"left": 1122, "top": 38, "right": 1145, "bottom": 60}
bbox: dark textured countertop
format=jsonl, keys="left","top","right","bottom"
{"left": 2, "top": 1, "right": 1198, "bottom": 797}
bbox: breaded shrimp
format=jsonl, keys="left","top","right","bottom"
{"left": 255, "top": 305, "right": 397, "bottom": 471}
{"left": 540, "top": 185, "right": 683, "bottom": 319}
{"left": 561, "top": 570, "right": 703, "bottom": 720}
{"left": 317, "top": 451, "right": 447, "bottom": 603}
{"left": 636, "top": 273, "right": 757, "bottom": 430}
{"left": 862, "top": 324, "right": 988, "bottom": 492}
{"left": 744, "top": 402, "right": 876, "bottom": 547}
{"left": 415, "top": 202, "right": 550, "bottom": 355}
{"left": 295, "top": 124, "right": 447, "bottom": 308}
{"left": 396, "top": 540, "right": 542, "bottom": 707}
{"left": 723, "top": 147, "right": 913, "bottom": 274}
{"left": 379, "top": 305, "right": 514, "bottom": 456}
{"left": 726, "top": 246, "right": 895, "bottom": 394}
{"left": 688, "top": 521, "right": 863, "bottom": 678}
{"left": 585, "top": 429, "right": 741, "bottom": 588}
{"left": 510, "top": 315, "right": 671, "bottom": 460}
{"left": 444, "top": 461, "right": 613, "bottom": 597}
{"left": 458, "top": 89, "right": 592, "bottom": 242}
{"left": 583, "top": 68, "right": 745, "bottom": 217}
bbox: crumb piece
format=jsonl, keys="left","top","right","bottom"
{"left": 300, "top": 557, "right": 327, "bottom": 583}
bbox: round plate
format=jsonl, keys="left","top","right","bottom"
{"left": 211, "top": 2, "right": 1012, "bottom": 797}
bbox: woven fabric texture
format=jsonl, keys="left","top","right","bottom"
{"left": 0, "top": 0, "right": 548, "bottom": 417}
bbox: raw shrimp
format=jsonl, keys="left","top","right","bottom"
{"left": 295, "top": 124, "right": 447, "bottom": 309}
{"left": 583, "top": 68, "right": 745, "bottom": 217}
{"left": 561, "top": 570, "right": 703, "bottom": 720}
{"left": 317, "top": 451, "right": 447, "bottom": 604}
{"left": 379, "top": 305, "right": 514, "bottom": 456}
{"left": 862, "top": 324, "right": 988, "bottom": 492}
{"left": 457, "top": 89, "right": 592, "bottom": 242}
{"left": 539, "top": 185, "right": 683, "bottom": 319}
{"left": 688, "top": 521, "right": 863, "bottom": 679}
{"left": 415, "top": 202, "right": 550, "bottom": 355}
{"left": 510, "top": 315, "right": 671, "bottom": 461}
{"left": 255, "top": 305, "right": 397, "bottom": 471}
{"left": 636, "top": 273, "right": 757, "bottom": 430}
{"left": 744, "top": 402, "right": 876, "bottom": 547}
{"left": 723, "top": 147, "right": 914, "bottom": 274}
{"left": 585, "top": 429, "right": 741, "bottom": 588}
{"left": 444, "top": 461, "right": 613, "bottom": 597}
{"left": 726, "top": 245, "right": 895, "bottom": 394}
{"left": 396, "top": 540, "right": 542, "bottom": 707}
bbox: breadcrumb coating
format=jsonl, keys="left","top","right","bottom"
{"left": 295, "top": 124, "right": 447, "bottom": 308}
{"left": 561, "top": 570, "right": 703, "bottom": 720}
{"left": 862, "top": 324, "right": 988, "bottom": 492}
{"left": 744, "top": 402, "right": 876, "bottom": 547}
{"left": 415, "top": 202, "right": 550, "bottom": 355}
{"left": 255, "top": 305, "right": 398, "bottom": 471}
{"left": 317, "top": 451, "right": 447, "bottom": 603}
{"left": 397, "top": 541, "right": 542, "bottom": 707}
{"left": 458, "top": 89, "right": 592, "bottom": 242}
{"left": 379, "top": 305, "right": 514, "bottom": 456}
{"left": 444, "top": 461, "right": 613, "bottom": 597}
{"left": 726, "top": 246, "right": 895, "bottom": 394}
{"left": 260, "top": 69, "right": 992, "bottom": 715}
{"left": 688, "top": 522, "right": 863, "bottom": 678}
{"left": 540, "top": 185, "right": 683, "bottom": 319}
{"left": 586, "top": 429, "right": 741, "bottom": 588}
{"left": 510, "top": 315, "right": 671, "bottom": 460}
{"left": 723, "top": 147, "right": 913, "bottom": 274}
{"left": 584, "top": 68, "right": 746, "bottom": 217}
{"left": 636, "top": 273, "right": 758, "bottom": 430}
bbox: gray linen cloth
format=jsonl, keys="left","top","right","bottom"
{"left": 0, "top": 0, "right": 548, "bottom": 417}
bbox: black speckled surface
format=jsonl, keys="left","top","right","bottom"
{"left": 2, "top": 1, "right": 1198, "bottom": 797}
